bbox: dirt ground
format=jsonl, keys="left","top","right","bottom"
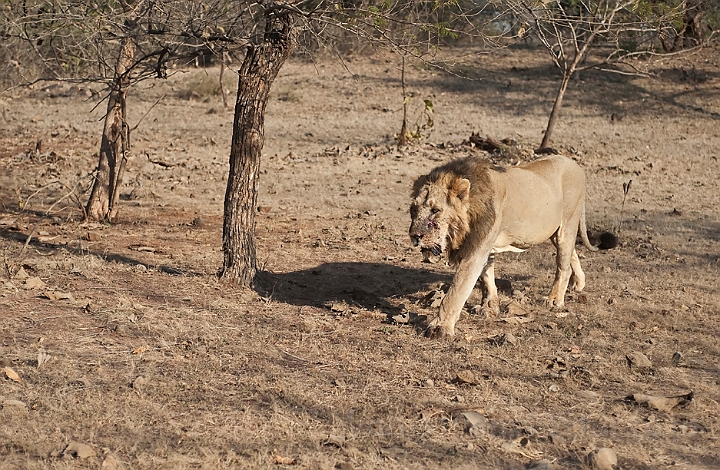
{"left": 1, "top": 44, "right": 719, "bottom": 469}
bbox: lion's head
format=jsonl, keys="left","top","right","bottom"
{"left": 409, "top": 157, "right": 496, "bottom": 264}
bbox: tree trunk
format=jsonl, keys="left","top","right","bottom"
{"left": 539, "top": 69, "right": 571, "bottom": 151}
{"left": 397, "top": 55, "right": 409, "bottom": 147}
{"left": 683, "top": 0, "right": 706, "bottom": 47}
{"left": 86, "top": 22, "right": 137, "bottom": 221}
{"left": 220, "top": 7, "right": 296, "bottom": 286}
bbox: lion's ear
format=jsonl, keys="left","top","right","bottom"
{"left": 452, "top": 178, "right": 471, "bottom": 202}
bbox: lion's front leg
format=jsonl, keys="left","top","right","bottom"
{"left": 426, "top": 252, "right": 490, "bottom": 339}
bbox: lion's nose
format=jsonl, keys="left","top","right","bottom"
{"left": 410, "top": 235, "right": 421, "bottom": 246}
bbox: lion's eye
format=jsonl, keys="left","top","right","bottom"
{"left": 431, "top": 207, "right": 441, "bottom": 214}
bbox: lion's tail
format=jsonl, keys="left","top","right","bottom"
{"left": 579, "top": 205, "right": 599, "bottom": 252}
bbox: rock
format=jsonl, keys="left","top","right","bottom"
{"left": 585, "top": 447, "right": 617, "bottom": 470}
{"left": 64, "top": 442, "right": 96, "bottom": 459}
{"left": 503, "top": 332, "right": 518, "bottom": 345}
{"left": 626, "top": 351, "right": 652, "bottom": 368}
{"left": 672, "top": 351, "right": 684, "bottom": 365}
{"left": 454, "top": 370, "right": 476, "bottom": 385}
{"left": 547, "top": 433, "right": 565, "bottom": 446}
{"left": 460, "top": 410, "right": 490, "bottom": 436}
{"left": 192, "top": 216, "right": 204, "bottom": 227}
{"left": 132, "top": 376, "right": 146, "bottom": 390}
{"left": 325, "top": 434, "right": 345, "bottom": 447}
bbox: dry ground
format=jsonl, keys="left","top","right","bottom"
{"left": 1, "top": 44, "right": 719, "bottom": 469}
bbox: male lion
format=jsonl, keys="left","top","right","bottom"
{"left": 409, "top": 154, "right": 599, "bottom": 338}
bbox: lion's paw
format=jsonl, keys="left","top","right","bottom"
{"left": 570, "top": 277, "right": 586, "bottom": 292}
{"left": 543, "top": 297, "right": 565, "bottom": 309}
{"left": 424, "top": 322, "right": 454, "bottom": 340}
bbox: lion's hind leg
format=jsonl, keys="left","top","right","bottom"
{"left": 569, "top": 249, "right": 586, "bottom": 292}
{"left": 479, "top": 255, "right": 500, "bottom": 317}
{"left": 546, "top": 226, "right": 576, "bottom": 308}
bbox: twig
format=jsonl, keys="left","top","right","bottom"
{"left": 279, "top": 348, "right": 335, "bottom": 368}
{"left": 618, "top": 179, "right": 632, "bottom": 232}
{"left": 17, "top": 175, "right": 91, "bottom": 262}
{"left": 130, "top": 91, "right": 167, "bottom": 132}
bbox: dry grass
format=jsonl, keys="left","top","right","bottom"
{"left": 1, "top": 45, "right": 720, "bottom": 469}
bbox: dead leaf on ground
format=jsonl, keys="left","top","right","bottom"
{"left": 391, "top": 312, "right": 426, "bottom": 325}
{"left": 627, "top": 392, "right": 693, "bottom": 412}
{"left": 3, "top": 366, "right": 21, "bottom": 383}
{"left": 528, "top": 459, "right": 562, "bottom": 470}
{"left": 273, "top": 453, "right": 297, "bottom": 465}
{"left": 23, "top": 276, "right": 46, "bottom": 289}
{"left": 14, "top": 266, "right": 29, "bottom": 280}
{"left": 454, "top": 370, "right": 476, "bottom": 385}
{"left": 499, "top": 313, "right": 535, "bottom": 325}
{"left": 128, "top": 245, "right": 157, "bottom": 253}
{"left": 500, "top": 436, "right": 542, "bottom": 459}
{"left": 132, "top": 346, "right": 149, "bottom": 355}
{"left": 422, "top": 290, "right": 445, "bottom": 308}
{"left": 37, "top": 350, "right": 51, "bottom": 367}
{"left": 506, "top": 300, "right": 529, "bottom": 316}
{"left": 41, "top": 290, "right": 74, "bottom": 301}
{"left": 576, "top": 390, "right": 601, "bottom": 399}
{"left": 2, "top": 399, "right": 27, "bottom": 409}
{"left": 101, "top": 453, "right": 124, "bottom": 469}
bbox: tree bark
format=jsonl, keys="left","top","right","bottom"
{"left": 539, "top": 69, "right": 571, "bottom": 150}
{"left": 221, "top": 6, "right": 296, "bottom": 286}
{"left": 86, "top": 13, "right": 139, "bottom": 221}
{"left": 539, "top": 32, "right": 597, "bottom": 151}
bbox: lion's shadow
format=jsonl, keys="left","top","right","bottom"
{"left": 256, "top": 262, "right": 450, "bottom": 315}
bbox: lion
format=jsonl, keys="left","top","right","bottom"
{"left": 409, "top": 154, "right": 602, "bottom": 338}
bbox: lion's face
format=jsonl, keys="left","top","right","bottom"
{"left": 409, "top": 174, "right": 471, "bottom": 261}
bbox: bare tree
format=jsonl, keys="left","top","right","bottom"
{"left": 507, "top": 0, "right": 644, "bottom": 150}
{"left": 505, "top": 0, "right": 715, "bottom": 151}
{"left": 2, "top": 1, "right": 254, "bottom": 221}
{"left": 219, "top": 0, "right": 499, "bottom": 286}
{"left": 85, "top": 1, "right": 145, "bottom": 221}
{"left": 3, "top": 0, "right": 501, "bottom": 286}
{"left": 221, "top": 6, "right": 296, "bottom": 285}
{"left": 658, "top": 0, "right": 715, "bottom": 51}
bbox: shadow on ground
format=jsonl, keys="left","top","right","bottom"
{"left": 256, "top": 262, "right": 450, "bottom": 314}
